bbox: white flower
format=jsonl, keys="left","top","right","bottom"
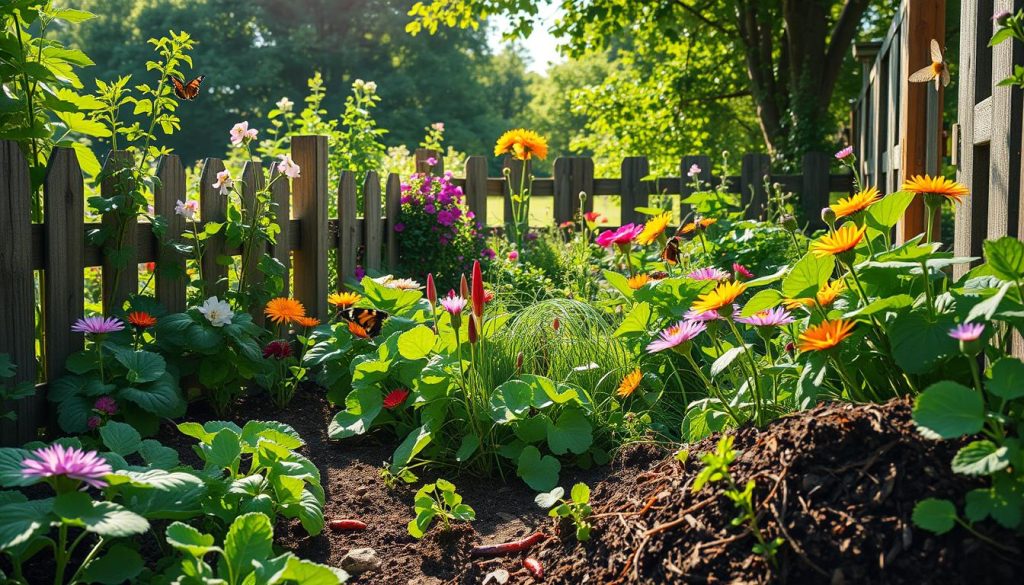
{"left": 212, "top": 170, "right": 233, "bottom": 195}
{"left": 197, "top": 296, "right": 234, "bottom": 327}
{"left": 229, "top": 121, "right": 258, "bottom": 146}
{"left": 687, "top": 164, "right": 702, "bottom": 178}
{"left": 364, "top": 81, "right": 377, "bottom": 93}
{"left": 353, "top": 79, "right": 365, "bottom": 90}
{"left": 431, "top": 122, "right": 444, "bottom": 132}
{"left": 276, "top": 154, "right": 301, "bottom": 179}
{"left": 174, "top": 199, "right": 199, "bottom": 221}
{"left": 276, "top": 97, "right": 293, "bottom": 112}
{"left": 385, "top": 278, "right": 422, "bottom": 290}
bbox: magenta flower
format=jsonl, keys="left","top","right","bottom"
{"left": 508, "top": 250, "right": 519, "bottom": 261}
{"left": 394, "top": 222, "right": 405, "bottom": 233}
{"left": 646, "top": 321, "right": 706, "bottom": 353}
{"left": 596, "top": 223, "right": 643, "bottom": 248}
{"left": 72, "top": 316, "right": 124, "bottom": 335}
{"left": 21, "top": 444, "right": 113, "bottom": 489}
{"left": 354, "top": 266, "right": 366, "bottom": 280}
{"left": 440, "top": 292, "right": 467, "bottom": 316}
{"left": 94, "top": 396, "right": 118, "bottom": 415}
{"left": 426, "top": 156, "right": 438, "bottom": 166}
{"left": 732, "top": 263, "right": 754, "bottom": 279}
{"left": 736, "top": 307, "right": 794, "bottom": 327}
{"left": 685, "top": 304, "right": 741, "bottom": 322}
{"left": 835, "top": 146, "right": 854, "bottom": 160}
{"left": 949, "top": 323, "right": 984, "bottom": 342}
{"left": 687, "top": 267, "right": 730, "bottom": 281}
{"left": 87, "top": 416, "right": 102, "bottom": 430}
{"left": 482, "top": 248, "right": 496, "bottom": 259}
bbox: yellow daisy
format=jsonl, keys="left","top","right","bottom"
{"left": 810, "top": 224, "right": 866, "bottom": 258}
{"left": 690, "top": 281, "right": 747, "bottom": 314}
{"left": 636, "top": 212, "right": 672, "bottom": 245}
{"left": 816, "top": 280, "right": 846, "bottom": 307}
{"left": 830, "top": 187, "right": 881, "bottom": 219}
{"left": 902, "top": 175, "right": 969, "bottom": 205}
{"left": 627, "top": 274, "right": 650, "bottom": 290}
{"left": 680, "top": 218, "right": 717, "bottom": 234}
{"left": 328, "top": 291, "right": 362, "bottom": 308}
{"left": 494, "top": 128, "right": 548, "bottom": 161}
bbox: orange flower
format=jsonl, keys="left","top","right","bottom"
{"left": 691, "top": 280, "right": 747, "bottom": 314}
{"left": 294, "top": 316, "right": 321, "bottom": 328}
{"left": 636, "top": 212, "right": 672, "bottom": 245}
{"left": 328, "top": 291, "right": 361, "bottom": 308}
{"left": 265, "top": 297, "right": 305, "bottom": 325}
{"left": 494, "top": 128, "right": 548, "bottom": 161}
{"left": 782, "top": 297, "right": 814, "bottom": 310}
{"left": 127, "top": 311, "right": 157, "bottom": 328}
{"left": 798, "top": 319, "right": 855, "bottom": 352}
{"left": 627, "top": 274, "right": 650, "bottom": 290}
{"left": 816, "top": 279, "right": 846, "bottom": 307}
{"left": 830, "top": 187, "right": 881, "bottom": 219}
{"left": 810, "top": 224, "right": 866, "bottom": 258}
{"left": 616, "top": 368, "right": 643, "bottom": 398}
{"left": 901, "top": 175, "right": 969, "bottom": 205}
{"left": 681, "top": 218, "right": 717, "bottom": 234}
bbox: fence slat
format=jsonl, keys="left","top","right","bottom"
{"left": 269, "top": 167, "right": 291, "bottom": 297}
{"left": 680, "top": 155, "right": 712, "bottom": 220}
{"left": 464, "top": 156, "right": 488, "bottom": 223}
{"left": 0, "top": 141, "right": 37, "bottom": 445}
{"left": 199, "top": 158, "right": 227, "bottom": 298}
{"left": 986, "top": 0, "right": 1022, "bottom": 241}
{"left": 954, "top": 0, "right": 988, "bottom": 277}
{"left": 740, "top": 153, "right": 771, "bottom": 220}
{"left": 414, "top": 148, "right": 442, "bottom": 175}
{"left": 363, "top": 171, "right": 383, "bottom": 271}
{"left": 553, "top": 157, "right": 595, "bottom": 224}
{"left": 241, "top": 161, "right": 266, "bottom": 323}
{"left": 292, "top": 136, "right": 329, "bottom": 319}
{"left": 385, "top": 173, "right": 401, "bottom": 269}
{"left": 100, "top": 150, "right": 136, "bottom": 313}
{"left": 338, "top": 171, "right": 358, "bottom": 286}
{"left": 620, "top": 156, "right": 651, "bottom": 225}
{"left": 801, "top": 152, "right": 831, "bottom": 232}
{"left": 43, "top": 148, "right": 84, "bottom": 390}
{"left": 154, "top": 155, "right": 186, "bottom": 313}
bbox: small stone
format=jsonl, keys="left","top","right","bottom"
{"left": 340, "top": 547, "right": 380, "bottom": 574}
{"left": 354, "top": 485, "right": 368, "bottom": 497}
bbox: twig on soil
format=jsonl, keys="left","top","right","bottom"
{"left": 471, "top": 532, "right": 548, "bottom": 557}
{"left": 641, "top": 495, "right": 717, "bottom": 538}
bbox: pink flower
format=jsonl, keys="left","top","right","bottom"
{"left": 835, "top": 146, "right": 854, "bottom": 160}
{"left": 21, "top": 444, "right": 113, "bottom": 489}
{"left": 394, "top": 222, "right": 405, "bottom": 233}
{"left": 471, "top": 260, "right": 485, "bottom": 320}
{"left": 426, "top": 274, "right": 437, "bottom": 307}
{"left": 948, "top": 323, "right": 984, "bottom": 342}
{"left": 687, "top": 164, "right": 702, "bottom": 178}
{"left": 732, "top": 263, "right": 754, "bottom": 279}
{"left": 736, "top": 307, "right": 794, "bottom": 327}
{"left": 383, "top": 388, "right": 410, "bottom": 409}
{"left": 687, "top": 267, "right": 730, "bottom": 281}
{"left": 508, "top": 250, "right": 519, "bottom": 261}
{"left": 87, "top": 416, "right": 101, "bottom": 430}
{"left": 174, "top": 199, "right": 199, "bottom": 221}
{"left": 212, "top": 170, "right": 233, "bottom": 195}
{"left": 646, "top": 321, "right": 706, "bottom": 353}
{"left": 431, "top": 122, "right": 445, "bottom": 132}
{"left": 685, "top": 304, "right": 741, "bottom": 322}
{"left": 229, "top": 121, "right": 258, "bottom": 145}
{"left": 94, "top": 396, "right": 118, "bottom": 415}
{"left": 72, "top": 316, "right": 124, "bottom": 335}
{"left": 440, "top": 292, "right": 467, "bottom": 315}
{"left": 596, "top": 223, "right": 643, "bottom": 248}
{"left": 426, "top": 156, "right": 438, "bottom": 166}
{"left": 276, "top": 154, "right": 301, "bottom": 179}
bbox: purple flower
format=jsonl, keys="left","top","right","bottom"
{"left": 525, "top": 232, "right": 538, "bottom": 242}
{"left": 687, "top": 164, "right": 701, "bottom": 178}
{"left": 646, "top": 321, "right": 706, "bottom": 353}
{"left": 354, "top": 266, "right": 366, "bottom": 280}
{"left": 21, "top": 444, "right": 113, "bottom": 489}
{"left": 440, "top": 293, "right": 467, "bottom": 315}
{"left": 394, "top": 222, "right": 405, "bottom": 233}
{"left": 835, "top": 146, "right": 854, "bottom": 160}
{"left": 687, "top": 267, "right": 730, "bottom": 281}
{"left": 424, "top": 204, "right": 436, "bottom": 214}
{"left": 72, "top": 316, "right": 125, "bottom": 335}
{"left": 994, "top": 10, "right": 1012, "bottom": 24}
{"left": 400, "top": 195, "right": 412, "bottom": 204}
{"left": 949, "top": 323, "right": 984, "bottom": 342}
{"left": 87, "top": 416, "right": 102, "bottom": 430}
{"left": 482, "top": 248, "right": 496, "bottom": 259}
{"left": 467, "top": 211, "right": 476, "bottom": 219}
{"left": 426, "top": 156, "right": 438, "bottom": 166}
{"left": 685, "top": 304, "right": 740, "bottom": 321}
{"left": 94, "top": 396, "right": 118, "bottom": 415}
{"left": 437, "top": 210, "right": 454, "bottom": 226}
{"left": 736, "top": 307, "right": 795, "bottom": 327}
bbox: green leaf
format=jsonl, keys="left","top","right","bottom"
{"left": 888, "top": 313, "right": 958, "bottom": 375}
{"left": 987, "top": 358, "right": 1024, "bottom": 400}
{"left": 113, "top": 350, "right": 166, "bottom": 385}
{"left": 984, "top": 236, "right": 1024, "bottom": 281}
{"left": 488, "top": 380, "right": 533, "bottom": 423}
{"left": 741, "top": 289, "right": 782, "bottom": 316}
{"left": 119, "top": 373, "right": 185, "bottom": 417}
{"left": 0, "top": 499, "right": 53, "bottom": 549}
{"left": 79, "top": 501, "right": 149, "bottom": 538}
{"left": 603, "top": 270, "right": 634, "bottom": 298}
{"left": 711, "top": 346, "right": 747, "bottom": 379}
{"left": 866, "top": 191, "right": 916, "bottom": 231}
{"left": 546, "top": 408, "right": 593, "bottom": 455}
{"left": 240, "top": 420, "right": 304, "bottom": 451}
{"left": 913, "top": 381, "right": 986, "bottom": 440}
{"left": 782, "top": 253, "right": 834, "bottom": 299}
{"left": 51, "top": 8, "right": 96, "bottom": 23}
{"left": 455, "top": 435, "right": 480, "bottom": 462}
{"left": 613, "top": 302, "right": 652, "bottom": 337}
{"left": 522, "top": 375, "right": 578, "bottom": 407}
{"left": 224, "top": 512, "right": 274, "bottom": 583}
{"left": 0, "top": 448, "right": 33, "bottom": 487}
{"left": 206, "top": 428, "right": 242, "bottom": 470}
{"left": 912, "top": 498, "right": 958, "bottom": 535}
{"left": 80, "top": 544, "right": 144, "bottom": 584}
{"left": 390, "top": 425, "right": 432, "bottom": 474}
{"left": 99, "top": 421, "right": 142, "bottom": 456}
{"left": 138, "top": 439, "right": 179, "bottom": 468}
{"left": 327, "top": 387, "right": 383, "bottom": 439}
{"left": 951, "top": 440, "right": 1010, "bottom": 476}
{"left": 516, "top": 446, "right": 561, "bottom": 491}
{"left": 570, "top": 482, "right": 591, "bottom": 504}
{"left": 397, "top": 325, "right": 436, "bottom": 360}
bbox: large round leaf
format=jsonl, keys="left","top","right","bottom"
{"left": 516, "top": 446, "right": 560, "bottom": 491}
{"left": 913, "top": 381, "right": 985, "bottom": 440}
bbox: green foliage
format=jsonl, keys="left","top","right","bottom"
{"left": 0, "top": 355, "right": 34, "bottom": 422}
{"left": 535, "top": 482, "right": 593, "bottom": 541}
{"left": 407, "top": 479, "right": 475, "bottom": 538}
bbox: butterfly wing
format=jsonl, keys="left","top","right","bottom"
{"left": 661, "top": 237, "right": 681, "bottom": 266}
{"left": 930, "top": 39, "right": 943, "bottom": 64}
{"left": 167, "top": 75, "right": 188, "bottom": 100}
{"left": 182, "top": 75, "right": 206, "bottom": 100}
{"left": 909, "top": 65, "right": 936, "bottom": 83}
{"left": 941, "top": 66, "right": 951, "bottom": 88}
{"left": 340, "top": 308, "right": 389, "bottom": 338}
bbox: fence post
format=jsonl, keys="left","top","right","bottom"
{"left": 154, "top": 155, "right": 186, "bottom": 313}
{"left": 198, "top": 158, "right": 227, "bottom": 298}
{"left": 269, "top": 167, "right": 291, "bottom": 298}
{"left": 100, "top": 150, "right": 136, "bottom": 313}
{"left": 502, "top": 156, "right": 530, "bottom": 231}
{"left": 464, "top": 156, "right": 488, "bottom": 224}
{"left": 680, "top": 155, "right": 712, "bottom": 220}
{"left": 553, "top": 157, "right": 595, "bottom": 224}
{"left": 44, "top": 148, "right": 85, "bottom": 390}
{"left": 385, "top": 173, "right": 401, "bottom": 269}
{"left": 338, "top": 171, "right": 358, "bottom": 288}
{"left": 0, "top": 141, "right": 37, "bottom": 445}
{"left": 363, "top": 171, "right": 383, "bottom": 271}
{"left": 620, "top": 156, "right": 651, "bottom": 225}
{"left": 292, "top": 136, "right": 329, "bottom": 319}
{"left": 241, "top": 161, "right": 266, "bottom": 323}
{"left": 740, "top": 153, "right": 771, "bottom": 220}
{"left": 801, "top": 152, "right": 831, "bottom": 232}
{"left": 414, "top": 148, "right": 443, "bottom": 175}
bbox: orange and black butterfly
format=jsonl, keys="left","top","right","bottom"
{"left": 167, "top": 74, "right": 206, "bottom": 101}
{"left": 339, "top": 308, "right": 389, "bottom": 339}
{"left": 661, "top": 236, "right": 682, "bottom": 266}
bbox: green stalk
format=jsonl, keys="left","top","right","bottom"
{"left": 54, "top": 524, "right": 68, "bottom": 585}
{"left": 726, "top": 319, "right": 764, "bottom": 426}
{"left": 682, "top": 351, "right": 742, "bottom": 427}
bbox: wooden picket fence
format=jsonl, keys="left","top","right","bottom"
{"left": 0, "top": 137, "right": 851, "bottom": 444}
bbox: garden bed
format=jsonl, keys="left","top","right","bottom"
{"left": 158, "top": 391, "right": 1021, "bottom": 584}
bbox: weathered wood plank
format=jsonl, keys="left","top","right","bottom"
{"left": 269, "top": 166, "right": 291, "bottom": 297}
{"left": 620, "top": 157, "right": 651, "bottom": 225}
{"left": 553, "top": 157, "right": 595, "bottom": 224}
{"left": 954, "top": 0, "right": 988, "bottom": 277}
{"left": 291, "top": 136, "right": 329, "bottom": 318}
{"left": 198, "top": 158, "right": 227, "bottom": 297}
{"left": 801, "top": 152, "right": 831, "bottom": 232}
{"left": 414, "top": 148, "right": 442, "bottom": 175}
{"left": 363, "top": 171, "right": 383, "bottom": 271}
{"left": 154, "top": 155, "right": 186, "bottom": 313}
{"left": 240, "top": 161, "right": 266, "bottom": 323}
{"left": 989, "top": 0, "right": 1023, "bottom": 240}
{"left": 100, "top": 150, "right": 136, "bottom": 312}
{"left": 740, "top": 154, "right": 771, "bottom": 220}
{"left": 338, "top": 171, "right": 358, "bottom": 287}
{"left": 463, "top": 156, "right": 488, "bottom": 224}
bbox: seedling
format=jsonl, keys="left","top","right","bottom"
{"left": 536, "top": 482, "right": 593, "bottom": 541}
{"left": 408, "top": 479, "right": 475, "bottom": 538}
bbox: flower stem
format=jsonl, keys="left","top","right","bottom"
{"left": 726, "top": 319, "right": 764, "bottom": 426}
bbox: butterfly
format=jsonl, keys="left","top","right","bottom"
{"left": 338, "top": 308, "right": 389, "bottom": 339}
{"left": 908, "top": 39, "right": 949, "bottom": 90}
{"left": 661, "top": 236, "right": 682, "bottom": 266}
{"left": 167, "top": 74, "right": 206, "bottom": 101}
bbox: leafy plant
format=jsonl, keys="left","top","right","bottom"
{"left": 0, "top": 354, "right": 35, "bottom": 421}
{"left": 407, "top": 479, "right": 475, "bottom": 539}
{"left": 535, "top": 482, "right": 593, "bottom": 541}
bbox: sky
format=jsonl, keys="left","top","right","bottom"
{"left": 486, "top": 3, "right": 564, "bottom": 74}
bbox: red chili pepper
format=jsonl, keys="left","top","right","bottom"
{"left": 470, "top": 532, "right": 547, "bottom": 557}
{"left": 523, "top": 557, "right": 544, "bottom": 579}
{"left": 328, "top": 519, "right": 367, "bottom": 532}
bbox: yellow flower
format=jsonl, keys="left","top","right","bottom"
{"left": 328, "top": 291, "right": 362, "bottom": 308}
{"left": 830, "top": 187, "right": 881, "bottom": 219}
{"left": 691, "top": 280, "right": 747, "bottom": 314}
{"left": 627, "top": 274, "right": 650, "bottom": 289}
{"left": 816, "top": 280, "right": 847, "bottom": 306}
{"left": 810, "top": 224, "right": 866, "bottom": 258}
{"left": 681, "top": 218, "right": 717, "bottom": 234}
{"left": 494, "top": 128, "right": 548, "bottom": 161}
{"left": 636, "top": 212, "right": 672, "bottom": 245}
{"left": 294, "top": 316, "right": 321, "bottom": 328}
{"left": 798, "top": 319, "right": 855, "bottom": 352}
{"left": 902, "top": 175, "right": 969, "bottom": 205}
{"left": 782, "top": 297, "right": 814, "bottom": 310}
{"left": 616, "top": 367, "right": 643, "bottom": 398}
{"left": 265, "top": 297, "right": 305, "bottom": 325}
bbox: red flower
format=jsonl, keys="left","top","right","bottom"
{"left": 468, "top": 316, "right": 478, "bottom": 344}
{"left": 471, "top": 260, "right": 484, "bottom": 319}
{"left": 483, "top": 289, "right": 495, "bottom": 303}
{"left": 426, "top": 273, "right": 437, "bottom": 307}
{"left": 127, "top": 311, "right": 157, "bottom": 328}
{"left": 262, "top": 340, "right": 292, "bottom": 359}
{"left": 145, "top": 262, "right": 156, "bottom": 273}
{"left": 732, "top": 263, "right": 754, "bottom": 280}
{"left": 383, "top": 388, "right": 409, "bottom": 409}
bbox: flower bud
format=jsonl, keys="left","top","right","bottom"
{"left": 460, "top": 274, "right": 469, "bottom": 301}
{"left": 994, "top": 10, "right": 1012, "bottom": 26}
{"left": 780, "top": 214, "right": 798, "bottom": 232}
{"left": 515, "top": 352, "right": 524, "bottom": 373}
{"left": 467, "top": 316, "right": 478, "bottom": 344}
{"left": 426, "top": 273, "right": 437, "bottom": 308}
{"left": 821, "top": 207, "right": 837, "bottom": 231}
{"left": 552, "top": 318, "right": 560, "bottom": 331}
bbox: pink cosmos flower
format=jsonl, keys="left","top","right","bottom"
{"left": 21, "top": 444, "right": 113, "bottom": 489}
{"left": 277, "top": 154, "right": 301, "bottom": 179}
{"left": 213, "top": 169, "right": 233, "bottom": 195}
{"left": 732, "top": 263, "right": 754, "bottom": 279}
{"left": 835, "top": 146, "right": 854, "bottom": 160}
{"left": 687, "top": 267, "right": 730, "bottom": 281}
{"left": 736, "top": 307, "right": 794, "bottom": 327}
{"left": 687, "top": 164, "right": 702, "bottom": 178}
{"left": 684, "top": 304, "right": 741, "bottom": 322}
{"left": 646, "top": 320, "right": 706, "bottom": 353}
{"left": 440, "top": 292, "right": 467, "bottom": 315}
{"left": 948, "top": 323, "right": 984, "bottom": 342}
{"left": 174, "top": 199, "right": 199, "bottom": 221}
{"left": 596, "top": 223, "right": 643, "bottom": 248}
{"left": 432, "top": 122, "right": 445, "bottom": 132}
{"left": 72, "top": 316, "right": 125, "bottom": 335}
{"left": 94, "top": 396, "right": 118, "bottom": 415}
{"left": 508, "top": 250, "right": 519, "bottom": 261}
{"left": 426, "top": 156, "right": 438, "bottom": 166}
{"left": 229, "top": 121, "right": 258, "bottom": 145}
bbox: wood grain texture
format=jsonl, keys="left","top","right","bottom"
{"left": 385, "top": 172, "right": 401, "bottom": 269}
{"left": 553, "top": 157, "right": 595, "bottom": 224}
{"left": 292, "top": 136, "right": 329, "bottom": 318}
{"left": 100, "top": 150, "right": 136, "bottom": 313}
{"left": 269, "top": 166, "right": 291, "bottom": 297}
{"left": 990, "top": 0, "right": 1023, "bottom": 240}
{"left": 740, "top": 154, "right": 771, "bottom": 220}
{"left": 414, "top": 148, "right": 442, "bottom": 175}
{"left": 338, "top": 171, "right": 358, "bottom": 291}
{"left": 241, "top": 161, "right": 266, "bottom": 323}
{"left": 620, "top": 157, "right": 651, "bottom": 225}
{"left": 0, "top": 141, "right": 38, "bottom": 445}
{"left": 198, "top": 158, "right": 228, "bottom": 297}
{"left": 463, "top": 156, "right": 488, "bottom": 221}
{"left": 363, "top": 171, "right": 383, "bottom": 271}
{"left": 154, "top": 155, "right": 186, "bottom": 313}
